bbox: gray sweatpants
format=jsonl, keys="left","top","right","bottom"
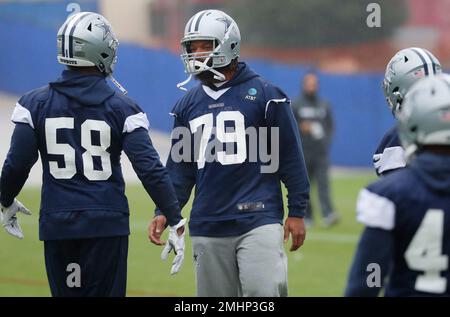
{"left": 191, "top": 223, "right": 288, "bottom": 297}
{"left": 305, "top": 154, "right": 334, "bottom": 219}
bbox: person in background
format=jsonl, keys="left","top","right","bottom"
{"left": 292, "top": 71, "right": 338, "bottom": 228}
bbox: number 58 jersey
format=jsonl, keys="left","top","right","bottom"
{"left": 9, "top": 71, "right": 151, "bottom": 240}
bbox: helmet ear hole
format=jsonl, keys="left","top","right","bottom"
{"left": 101, "top": 53, "right": 109, "bottom": 59}
{"left": 231, "top": 42, "right": 236, "bottom": 50}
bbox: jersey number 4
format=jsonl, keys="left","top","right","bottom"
{"left": 45, "top": 118, "right": 112, "bottom": 181}
{"left": 405, "top": 209, "right": 449, "bottom": 294}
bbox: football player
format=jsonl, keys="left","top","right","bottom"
{"left": 345, "top": 74, "right": 450, "bottom": 296}
{"left": 149, "top": 9, "right": 310, "bottom": 297}
{"left": 0, "top": 12, "right": 185, "bottom": 296}
{"left": 374, "top": 47, "right": 441, "bottom": 176}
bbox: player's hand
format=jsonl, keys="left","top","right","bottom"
{"left": 1, "top": 199, "right": 32, "bottom": 239}
{"left": 161, "top": 218, "right": 187, "bottom": 275}
{"left": 284, "top": 217, "right": 306, "bottom": 251}
{"left": 148, "top": 215, "right": 167, "bottom": 246}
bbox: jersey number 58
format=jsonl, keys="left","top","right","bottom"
{"left": 45, "top": 117, "right": 112, "bottom": 181}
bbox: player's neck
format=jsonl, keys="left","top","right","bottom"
{"left": 67, "top": 66, "right": 105, "bottom": 76}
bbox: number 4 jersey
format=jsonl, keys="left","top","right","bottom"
{"left": 0, "top": 70, "right": 181, "bottom": 240}
{"left": 355, "top": 152, "right": 450, "bottom": 296}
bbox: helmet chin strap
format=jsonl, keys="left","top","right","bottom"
{"left": 177, "top": 74, "right": 192, "bottom": 92}
{"left": 210, "top": 68, "right": 226, "bottom": 81}
{"left": 177, "top": 58, "right": 226, "bottom": 91}
{"left": 109, "top": 75, "right": 128, "bottom": 95}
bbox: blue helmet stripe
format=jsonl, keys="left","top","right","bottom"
{"left": 423, "top": 50, "right": 437, "bottom": 74}
{"left": 67, "top": 12, "right": 90, "bottom": 58}
{"left": 194, "top": 11, "right": 208, "bottom": 32}
{"left": 186, "top": 16, "right": 194, "bottom": 33}
{"left": 61, "top": 21, "right": 70, "bottom": 57}
{"left": 411, "top": 48, "right": 429, "bottom": 76}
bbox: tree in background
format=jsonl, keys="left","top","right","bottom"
{"left": 223, "top": 0, "right": 407, "bottom": 48}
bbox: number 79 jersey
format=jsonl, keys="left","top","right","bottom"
{"left": 165, "top": 62, "right": 310, "bottom": 237}
{"left": 11, "top": 82, "right": 149, "bottom": 240}
{"left": 356, "top": 153, "right": 450, "bottom": 296}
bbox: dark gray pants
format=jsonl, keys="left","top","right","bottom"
{"left": 191, "top": 224, "right": 288, "bottom": 297}
{"left": 305, "top": 154, "right": 334, "bottom": 220}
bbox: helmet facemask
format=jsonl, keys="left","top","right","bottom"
{"left": 177, "top": 11, "right": 240, "bottom": 91}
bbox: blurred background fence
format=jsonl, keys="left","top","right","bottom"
{"left": 1, "top": 0, "right": 449, "bottom": 167}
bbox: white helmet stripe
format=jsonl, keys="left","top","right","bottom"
{"left": 415, "top": 47, "right": 436, "bottom": 74}
{"left": 422, "top": 49, "right": 438, "bottom": 74}
{"left": 193, "top": 10, "right": 208, "bottom": 32}
{"left": 189, "top": 11, "right": 205, "bottom": 33}
{"left": 185, "top": 16, "right": 195, "bottom": 33}
{"left": 61, "top": 14, "right": 79, "bottom": 57}
{"left": 410, "top": 48, "right": 431, "bottom": 76}
{"left": 64, "top": 12, "right": 89, "bottom": 59}
{"left": 68, "top": 12, "right": 91, "bottom": 58}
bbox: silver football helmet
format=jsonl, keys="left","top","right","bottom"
{"left": 57, "top": 12, "right": 127, "bottom": 94}
{"left": 383, "top": 47, "right": 441, "bottom": 117}
{"left": 177, "top": 9, "right": 241, "bottom": 90}
{"left": 398, "top": 74, "right": 450, "bottom": 159}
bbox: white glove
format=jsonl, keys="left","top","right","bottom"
{"left": 1, "top": 199, "right": 32, "bottom": 239}
{"left": 161, "top": 218, "right": 187, "bottom": 275}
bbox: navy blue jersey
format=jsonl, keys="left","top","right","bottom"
{"left": 346, "top": 152, "right": 450, "bottom": 296}
{"left": 373, "top": 125, "right": 406, "bottom": 176}
{"left": 156, "top": 62, "right": 310, "bottom": 237}
{"left": 0, "top": 70, "right": 181, "bottom": 240}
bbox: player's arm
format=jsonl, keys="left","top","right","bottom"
{"left": 0, "top": 123, "right": 37, "bottom": 239}
{"left": 265, "top": 95, "right": 310, "bottom": 251}
{"left": 345, "top": 188, "right": 396, "bottom": 296}
{"left": 344, "top": 227, "right": 393, "bottom": 296}
{"left": 154, "top": 115, "right": 196, "bottom": 217}
{"left": 150, "top": 115, "right": 195, "bottom": 275}
{"left": 150, "top": 115, "right": 196, "bottom": 236}
{"left": 1, "top": 123, "right": 38, "bottom": 206}
{"left": 123, "top": 127, "right": 182, "bottom": 226}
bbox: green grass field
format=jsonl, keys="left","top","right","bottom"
{"left": 0, "top": 172, "right": 376, "bottom": 297}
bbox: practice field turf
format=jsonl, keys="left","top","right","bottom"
{"left": 0, "top": 172, "right": 376, "bottom": 296}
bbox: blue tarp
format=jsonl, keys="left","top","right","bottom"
{"left": 0, "top": 3, "right": 394, "bottom": 167}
